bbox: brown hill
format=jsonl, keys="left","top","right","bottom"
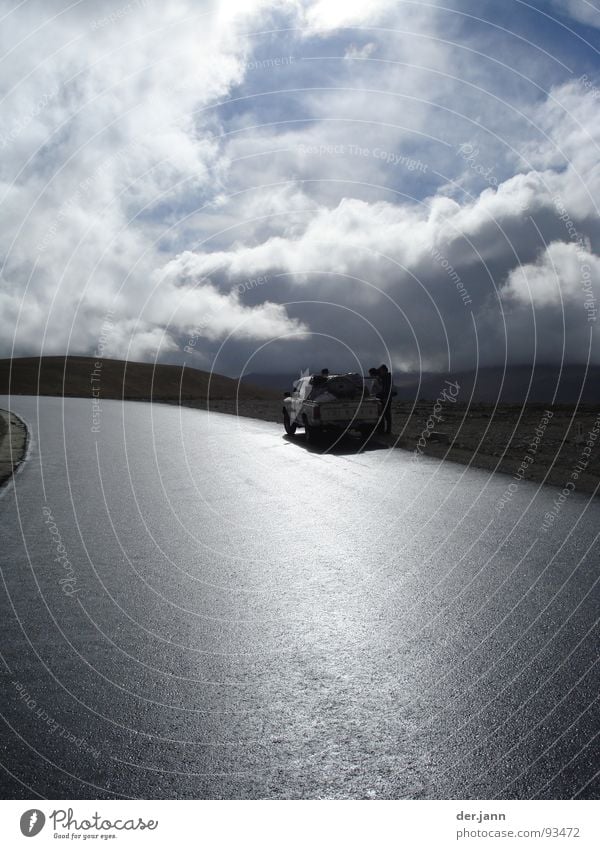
{"left": 0, "top": 356, "right": 277, "bottom": 402}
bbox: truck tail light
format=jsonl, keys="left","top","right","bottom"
{"left": 313, "top": 405, "right": 321, "bottom": 420}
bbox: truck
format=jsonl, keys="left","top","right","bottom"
{"left": 282, "top": 372, "right": 380, "bottom": 441}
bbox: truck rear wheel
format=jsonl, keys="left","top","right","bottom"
{"left": 283, "top": 409, "right": 297, "bottom": 435}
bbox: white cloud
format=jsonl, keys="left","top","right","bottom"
{"left": 344, "top": 42, "right": 377, "bottom": 60}
{"left": 0, "top": 0, "right": 303, "bottom": 360}
{"left": 522, "top": 82, "right": 600, "bottom": 220}
{"left": 148, "top": 266, "right": 309, "bottom": 341}
{"left": 156, "top": 168, "right": 577, "bottom": 295}
{"left": 551, "top": 0, "right": 600, "bottom": 28}
{"left": 302, "top": 0, "right": 396, "bottom": 32}
{"left": 504, "top": 240, "right": 600, "bottom": 308}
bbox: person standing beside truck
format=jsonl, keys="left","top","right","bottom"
{"left": 367, "top": 367, "right": 381, "bottom": 397}
{"left": 378, "top": 364, "right": 393, "bottom": 434}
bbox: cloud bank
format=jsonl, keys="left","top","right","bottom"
{"left": 0, "top": 0, "right": 598, "bottom": 376}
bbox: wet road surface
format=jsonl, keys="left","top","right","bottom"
{"left": 0, "top": 396, "right": 598, "bottom": 799}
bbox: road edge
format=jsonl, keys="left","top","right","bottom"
{"left": 0, "top": 408, "right": 29, "bottom": 488}
{"left": 181, "top": 402, "right": 600, "bottom": 497}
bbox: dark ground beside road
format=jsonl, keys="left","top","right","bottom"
{"left": 0, "top": 409, "right": 28, "bottom": 488}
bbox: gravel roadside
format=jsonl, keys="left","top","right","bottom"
{"left": 0, "top": 409, "right": 28, "bottom": 488}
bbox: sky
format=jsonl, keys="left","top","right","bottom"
{"left": 1, "top": 0, "right": 599, "bottom": 377}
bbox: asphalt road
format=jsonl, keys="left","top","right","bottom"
{"left": 0, "top": 395, "right": 598, "bottom": 799}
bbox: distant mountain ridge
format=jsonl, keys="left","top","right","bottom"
{"left": 1, "top": 356, "right": 277, "bottom": 401}
{"left": 241, "top": 365, "right": 600, "bottom": 404}
{"left": 3, "top": 358, "right": 597, "bottom": 405}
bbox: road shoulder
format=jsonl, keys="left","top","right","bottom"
{"left": 181, "top": 399, "right": 600, "bottom": 497}
{"left": 0, "top": 408, "right": 28, "bottom": 487}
